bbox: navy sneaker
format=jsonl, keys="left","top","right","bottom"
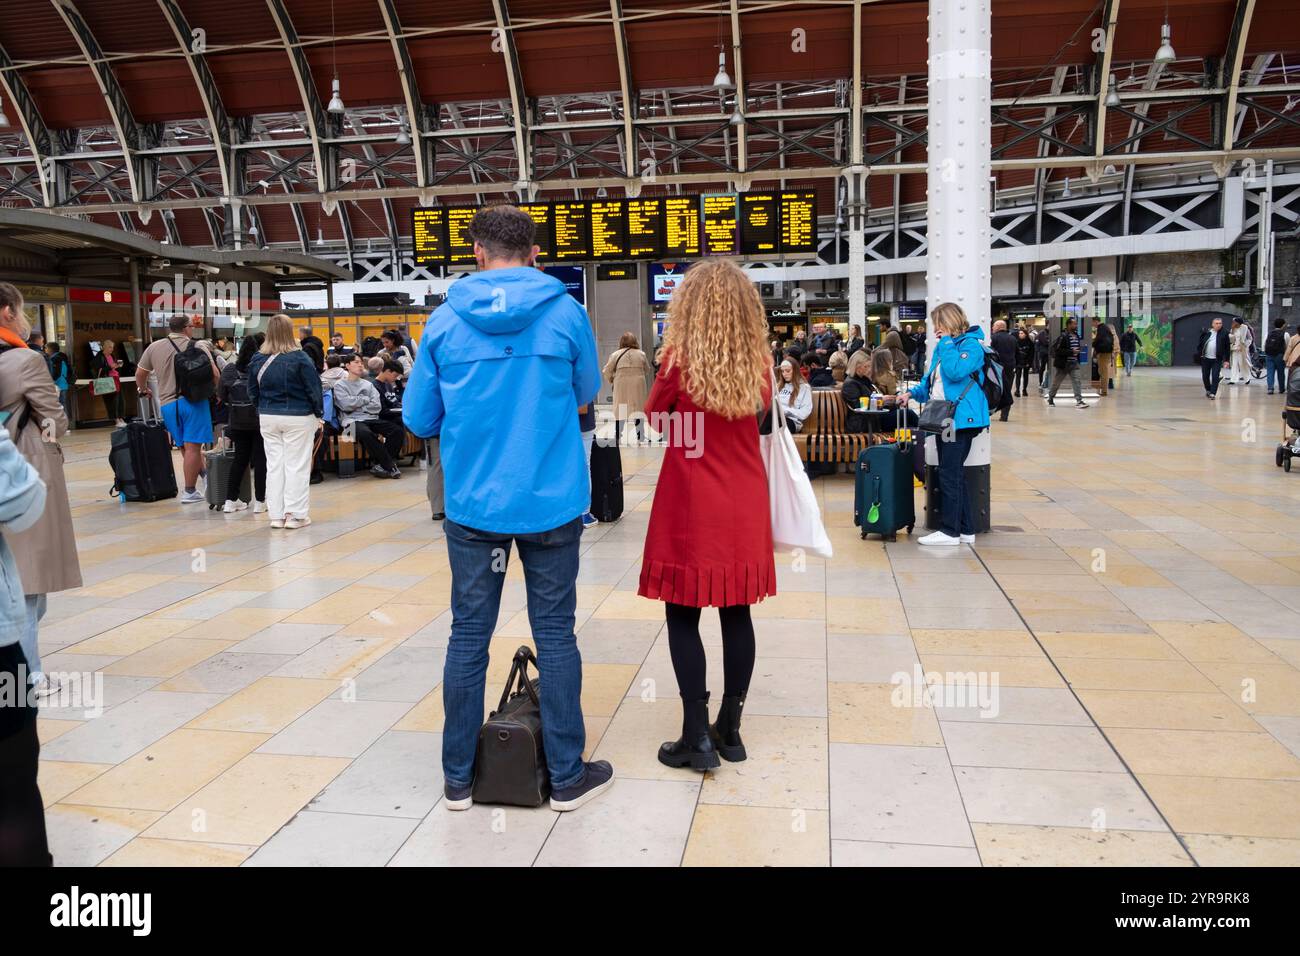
{"left": 581, "top": 512, "right": 599, "bottom": 529}
{"left": 549, "top": 760, "right": 615, "bottom": 811}
{"left": 444, "top": 781, "right": 473, "bottom": 811}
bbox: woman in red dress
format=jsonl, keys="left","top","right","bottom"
{"left": 639, "top": 258, "right": 775, "bottom": 771}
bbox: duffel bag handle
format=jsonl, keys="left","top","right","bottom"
{"left": 495, "top": 645, "right": 540, "bottom": 713}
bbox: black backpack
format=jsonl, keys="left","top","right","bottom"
{"left": 1265, "top": 329, "right": 1286, "bottom": 357}
{"left": 226, "top": 373, "right": 259, "bottom": 431}
{"left": 361, "top": 336, "right": 383, "bottom": 358}
{"left": 976, "top": 347, "right": 1004, "bottom": 412}
{"left": 1094, "top": 324, "right": 1114, "bottom": 352}
{"left": 168, "top": 338, "right": 215, "bottom": 403}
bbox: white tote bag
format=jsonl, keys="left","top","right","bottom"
{"left": 761, "top": 378, "right": 833, "bottom": 558}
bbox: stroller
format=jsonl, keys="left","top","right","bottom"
{"left": 1250, "top": 347, "right": 1266, "bottom": 380}
{"left": 1277, "top": 375, "right": 1300, "bottom": 473}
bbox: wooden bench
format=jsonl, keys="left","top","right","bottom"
{"left": 319, "top": 423, "right": 425, "bottom": 476}
{"left": 790, "top": 388, "right": 874, "bottom": 465}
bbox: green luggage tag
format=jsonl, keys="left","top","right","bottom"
{"left": 867, "top": 502, "right": 880, "bottom": 524}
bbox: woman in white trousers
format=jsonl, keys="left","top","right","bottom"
{"left": 247, "top": 314, "right": 325, "bottom": 530}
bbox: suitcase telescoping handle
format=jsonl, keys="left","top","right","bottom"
{"left": 495, "top": 645, "right": 540, "bottom": 713}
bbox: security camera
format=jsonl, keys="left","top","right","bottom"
{"left": 1041, "top": 264, "right": 1062, "bottom": 276}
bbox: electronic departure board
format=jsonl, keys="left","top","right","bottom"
{"left": 739, "top": 193, "right": 779, "bottom": 255}
{"left": 589, "top": 200, "right": 628, "bottom": 260}
{"left": 626, "top": 198, "right": 664, "bottom": 259}
{"left": 552, "top": 201, "right": 592, "bottom": 261}
{"left": 702, "top": 195, "right": 738, "bottom": 255}
{"left": 779, "top": 190, "right": 817, "bottom": 255}
{"left": 446, "top": 206, "right": 478, "bottom": 264}
{"left": 517, "top": 203, "right": 553, "bottom": 258}
{"left": 662, "top": 196, "right": 700, "bottom": 257}
{"left": 411, "top": 208, "right": 446, "bottom": 266}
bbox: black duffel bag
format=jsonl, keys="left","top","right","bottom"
{"left": 472, "top": 646, "right": 550, "bottom": 807}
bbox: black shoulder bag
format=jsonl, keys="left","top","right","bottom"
{"left": 472, "top": 646, "right": 550, "bottom": 807}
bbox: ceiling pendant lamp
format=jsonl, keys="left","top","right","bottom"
{"left": 0, "top": 96, "right": 10, "bottom": 128}
{"left": 1062, "top": 176, "right": 1072, "bottom": 199}
{"left": 1154, "top": 23, "right": 1176, "bottom": 65}
{"left": 395, "top": 117, "right": 411, "bottom": 146}
{"left": 712, "top": 50, "right": 733, "bottom": 90}
{"left": 327, "top": 78, "right": 346, "bottom": 114}
{"left": 1105, "top": 74, "right": 1121, "bottom": 108}
{"left": 729, "top": 103, "right": 745, "bottom": 126}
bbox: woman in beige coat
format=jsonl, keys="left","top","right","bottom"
{"left": 604, "top": 332, "right": 651, "bottom": 443}
{"left": 0, "top": 282, "right": 82, "bottom": 693}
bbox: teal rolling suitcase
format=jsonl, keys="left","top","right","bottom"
{"left": 854, "top": 408, "right": 916, "bottom": 541}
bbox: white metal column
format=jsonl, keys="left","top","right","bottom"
{"left": 925, "top": 0, "right": 993, "bottom": 533}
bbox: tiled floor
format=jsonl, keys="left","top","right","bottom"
{"left": 34, "top": 367, "right": 1300, "bottom": 866}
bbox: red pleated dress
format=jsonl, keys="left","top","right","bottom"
{"left": 638, "top": 361, "right": 777, "bottom": 608}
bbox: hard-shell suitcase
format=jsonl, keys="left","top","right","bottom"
{"left": 204, "top": 442, "right": 252, "bottom": 509}
{"left": 109, "top": 419, "right": 178, "bottom": 502}
{"left": 590, "top": 440, "right": 623, "bottom": 523}
{"left": 854, "top": 406, "right": 915, "bottom": 541}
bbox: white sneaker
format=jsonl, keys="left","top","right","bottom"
{"left": 252, "top": 500, "right": 267, "bottom": 514}
{"left": 959, "top": 534, "right": 976, "bottom": 544}
{"left": 222, "top": 499, "right": 248, "bottom": 513}
{"left": 180, "top": 490, "right": 205, "bottom": 504}
{"left": 284, "top": 516, "right": 312, "bottom": 530}
{"left": 918, "top": 531, "right": 961, "bottom": 546}
{"left": 32, "top": 673, "right": 63, "bottom": 698}
{"left": 270, "top": 517, "right": 285, "bottom": 529}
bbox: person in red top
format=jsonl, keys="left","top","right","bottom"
{"left": 639, "top": 258, "right": 776, "bottom": 772}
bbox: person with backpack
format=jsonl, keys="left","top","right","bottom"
{"left": 1091, "top": 318, "right": 1116, "bottom": 396}
{"left": 402, "top": 204, "right": 609, "bottom": 812}
{"left": 1048, "top": 317, "right": 1089, "bottom": 409}
{"left": 1264, "top": 318, "right": 1288, "bottom": 395}
{"left": 906, "top": 302, "right": 989, "bottom": 546}
{"left": 1034, "top": 325, "right": 1051, "bottom": 392}
{"left": 0, "top": 282, "right": 82, "bottom": 699}
{"left": 217, "top": 334, "right": 267, "bottom": 515}
{"left": 990, "top": 319, "right": 1017, "bottom": 421}
{"left": 1119, "top": 325, "right": 1142, "bottom": 377}
{"left": 136, "top": 315, "right": 220, "bottom": 503}
{"left": 43, "top": 341, "right": 73, "bottom": 423}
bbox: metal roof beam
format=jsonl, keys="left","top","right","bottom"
{"left": 0, "top": 42, "right": 57, "bottom": 206}
{"left": 1094, "top": 0, "right": 1120, "bottom": 157}
{"left": 491, "top": 0, "right": 531, "bottom": 185}
{"left": 50, "top": 0, "right": 154, "bottom": 203}
{"left": 1220, "top": 0, "right": 1258, "bottom": 153}
{"left": 377, "top": 0, "right": 432, "bottom": 188}
{"left": 610, "top": 0, "right": 637, "bottom": 178}
{"left": 264, "top": 0, "right": 336, "bottom": 194}
{"left": 156, "top": 0, "right": 234, "bottom": 197}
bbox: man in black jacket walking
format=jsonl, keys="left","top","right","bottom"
{"left": 990, "top": 320, "right": 1017, "bottom": 421}
{"left": 1195, "top": 318, "right": 1230, "bottom": 400}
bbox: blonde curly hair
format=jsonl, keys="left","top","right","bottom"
{"left": 661, "top": 259, "right": 770, "bottom": 419}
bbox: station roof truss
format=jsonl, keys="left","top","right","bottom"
{"left": 0, "top": 0, "right": 1297, "bottom": 257}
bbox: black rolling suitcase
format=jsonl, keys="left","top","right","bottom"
{"left": 109, "top": 420, "right": 177, "bottom": 502}
{"left": 204, "top": 442, "right": 252, "bottom": 509}
{"left": 589, "top": 441, "right": 623, "bottom": 523}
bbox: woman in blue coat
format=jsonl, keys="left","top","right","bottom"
{"left": 906, "top": 302, "right": 989, "bottom": 546}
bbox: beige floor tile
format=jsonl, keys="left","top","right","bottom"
{"left": 101, "top": 837, "right": 256, "bottom": 867}
{"left": 1139, "top": 775, "right": 1300, "bottom": 839}
{"left": 102, "top": 638, "right": 236, "bottom": 679}
{"left": 699, "top": 716, "right": 829, "bottom": 810}
{"left": 825, "top": 596, "right": 904, "bottom": 632}
{"left": 39, "top": 760, "right": 111, "bottom": 807}
{"left": 581, "top": 663, "right": 639, "bottom": 717}
{"left": 1038, "top": 632, "right": 1180, "bottom": 661}
{"left": 143, "top": 753, "right": 350, "bottom": 845}
{"left": 66, "top": 618, "right": 193, "bottom": 656}
{"left": 1260, "top": 640, "right": 1300, "bottom": 668}
{"left": 828, "top": 682, "right": 944, "bottom": 746}
{"left": 920, "top": 654, "right": 1065, "bottom": 688}
{"left": 1055, "top": 658, "right": 1219, "bottom": 693}
{"left": 38, "top": 718, "right": 84, "bottom": 744}
{"left": 1110, "top": 728, "right": 1300, "bottom": 779}
{"left": 910, "top": 629, "right": 1040, "bottom": 657}
{"left": 592, "top": 698, "right": 701, "bottom": 782}
{"left": 1194, "top": 662, "right": 1300, "bottom": 717}
{"left": 589, "top": 590, "right": 667, "bottom": 621}
{"left": 79, "top": 573, "right": 176, "bottom": 599}
{"left": 1181, "top": 833, "right": 1300, "bottom": 866}
{"left": 186, "top": 676, "right": 337, "bottom": 733}
{"left": 1076, "top": 688, "right": 1261, "bottom": 732}
{"left": 750, "top": 591, "right": 826, "bottom": 621}
{"left": 45, "top": 804, "right": 165, "bottom": 867}
{"left": 1149, "top": 622, "right": 1280, "bottom": 663}
{"left": 831, "top": 840, "right": 981, "bottom": 867}
{"left": 683, "top": 804, "right": 829, "bottom": 867}
{"left": 972, "top": 823, "right": 1191, "bottom": 866}
{"left": 66, "top": 728, "right": 270, "bottom": 811}
{"left": 394, "top": 689, "right": 444, "bottom": 732}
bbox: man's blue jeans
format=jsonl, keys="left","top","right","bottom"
{"left": 442, "top": 517, "right": 585, "bottom": 791}
{"left": 1266, "top": 354, "right": 1286, "bottom": 393}
{"left": 1122, "top": 350, "right": 1137, "bottom": 376}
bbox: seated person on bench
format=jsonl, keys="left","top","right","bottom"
{"left": 333, "top": 354, "right": 405, "bottom": 479}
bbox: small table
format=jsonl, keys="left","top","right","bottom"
{"left": 847, "top": 406, "right": 899, "bottom": 439}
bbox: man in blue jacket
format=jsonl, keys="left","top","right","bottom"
{"left": 404, "top": 205, "right": 609, "bottom": 812}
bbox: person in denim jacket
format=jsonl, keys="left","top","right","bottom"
{"left": 907, "top": 302, "right": 989, "bottom": 546}
{"left": 0, "top": 425, "right": 51, "bottom": 865}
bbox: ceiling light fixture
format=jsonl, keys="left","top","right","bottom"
{"left": 1062, "top": 176, "right": 1072, "bottom": 198}
{"left": 1154, "top": 22, "right": 1176, "bottom": 65}
{"left": 729, "top": 103, "right": 745, "bottom": 126}
{"left": 0, "top": 96, "right": 9, "bottom": 129}
{"left": 395, "top": 118, "right": 411, "bottom": 146}
{"left": 1105, "top": 74, "right": 1121, "bottom": 108}
{"left": 713, "top": 51, "right": 733, "bottom": 90}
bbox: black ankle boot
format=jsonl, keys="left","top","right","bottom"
{"left": 709, "top": 693, "right": 747, "bottom": 762}
{"left": 658, "top": 694, "right": 720, "bottom": 771}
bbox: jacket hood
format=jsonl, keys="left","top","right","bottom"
{"left": 446, "top": 267, "right": 568, "bottom": 335}
{"left": 958, "top": 326, "right": 986, "bottom": 345}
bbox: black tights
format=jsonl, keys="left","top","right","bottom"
{"left": 665, "top": 603, "right": 756, "bottom": 700}
{"left": 227, "top": 428, "right": 267, "bottom": 502}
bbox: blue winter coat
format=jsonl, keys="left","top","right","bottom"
{"left": 403, "top": 267, "right": 601, "bottom": 534}
{"left": 0, "top": 427, "right": 46, "bottom": 642}
{"left": 908, "top": 326, "right": 991, "bottom": 430}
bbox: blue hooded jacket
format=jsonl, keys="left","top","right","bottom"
{"left": 908, "top": 326, "right": 991, "bottom": 430}
{"left": 403, "top": 267, "right": 601, "bottom": 534}
{"left": 0, "top": 426, "right": 46, "bottom": 642}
